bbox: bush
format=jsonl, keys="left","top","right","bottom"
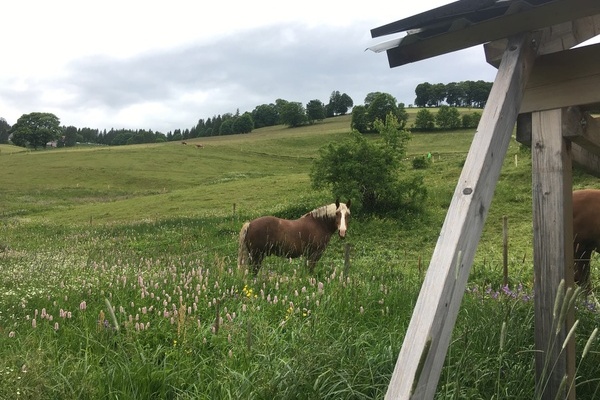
{"left": 311, "top": 113, "right": 427, "bottom": 217}
{"left": 462, "top": 111, "right": 482, "bottom": 128}
{"left": 413, "top": 109, "right": 436, "bottom": 130}
{"left": 350, "top": 105, "right": 369, "bottom": 133}
{"left": 436, "top": 105, "right": 461, "bottom": 129}
{"left": 412, "top": 156, "right": 430, "bottom": 170}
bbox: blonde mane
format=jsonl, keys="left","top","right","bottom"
{"left": 305, "top": 203, "right": 340, "bottom": 219}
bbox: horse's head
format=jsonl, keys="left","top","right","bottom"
{"left": 335, "top": 199, "right": 351, "bottom": 238}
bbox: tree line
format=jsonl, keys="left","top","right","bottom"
{"left": 188, "top": 91, "right": 353, "bottom": 138}
{"left": 414, "top": 80, "right": 493, "bottom": 108}
{"left": 0, "top": 82, "right": 492, "bottom": 149}
{"left": 0, "top": 91, "right": 355, "bottom": 148}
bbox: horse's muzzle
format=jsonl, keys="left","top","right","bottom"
{"left": 338, "top": 230, "right": 346, "bottom": 239}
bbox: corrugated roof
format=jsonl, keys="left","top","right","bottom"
{"left": 369, "top": 0, "right": 600, "bottom": 67}
{"left": 371, "top": 0, "right": 554, "bottom": 38}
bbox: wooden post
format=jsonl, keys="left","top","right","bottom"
{"left": 385, "top": 33, "right": 537, "bottom": 399}
{"left": 344, "top": 243, "right": 351, "bottom": 276}
{"left": 531, "top": 108, "right": 576, "bottom": 400}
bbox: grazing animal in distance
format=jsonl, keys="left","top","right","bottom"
{"left": 572, "top": 189, "right": 600, "bottom": 290}
{"left": 238, "top": 200, "right": 351, "bottom": 274}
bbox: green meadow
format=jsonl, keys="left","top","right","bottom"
{"left": 1, "top": 112, "right": 599, "bottom": 399}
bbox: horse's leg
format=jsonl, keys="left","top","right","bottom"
{"left": 307, "top": 259, "right": 316, "bottom": 273}
{"left": 250, "top": 251, "right": 264, "bottom": 276}
{"left": 307, "top": 250, "right": 323, "bottom": 274}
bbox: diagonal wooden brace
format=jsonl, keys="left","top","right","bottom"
{"left": 385, "top": 32, "right": 538, "bottom": 399}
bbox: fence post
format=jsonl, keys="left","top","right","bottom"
{"left": 344, "top": 243, "right": 351, "bottom": 276}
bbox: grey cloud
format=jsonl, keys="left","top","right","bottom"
{"left": 5, "top": 22, "right": 498, "bottom": 131}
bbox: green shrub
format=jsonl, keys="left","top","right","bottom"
{"left": 412, "top": 156, "right": 430, "bottom": 169}
{"left": 311, "top": 114, "right": 427, "bottom": 216}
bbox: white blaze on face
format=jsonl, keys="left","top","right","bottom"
{"left": 338, "top": 204, "right": 348, "bottom": 238}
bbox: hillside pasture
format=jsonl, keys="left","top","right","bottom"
{"left": 1, "top": 113, "right": 600, "bottom": 399}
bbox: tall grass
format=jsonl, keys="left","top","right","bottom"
{"left": 1, "top": 115, "right": 599, "bottom": 398}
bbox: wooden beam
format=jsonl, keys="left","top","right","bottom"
{"left": 562, "top": 107, "right": 600, "bottom": 154}
{"left": 485, "top": 15, "right": 600, "bottom": 67}
{"left": 516, "top": 109, "right": 600, "bottom": 176}
{"left": 572, "top": 143, "right": 600, "bottom": 176}
{"left": 385, "top": 33, "right": 537, "bottom": 399}
{"left": 521, "top": 43, "right": 600, "bottom": 113}
{"left": 537, "top": 15, "right": 600, "bottom": 54}
{"left": 531, "top": 108, "right": 576, "bottom": 399}
{"left": 384, "top": 0, "right": 600, "bottom": 67}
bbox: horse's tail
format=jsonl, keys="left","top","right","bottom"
{"left": 238, "top": 221, "right": 251, "bottom": 268}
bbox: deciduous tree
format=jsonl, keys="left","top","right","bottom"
{"left": 326, "top": 91, "right": 354, "bottom": 117}
{"left": 306, "top": 99, "right": 326, "bottom": 123}
{"left": 350, "top": 105, "right": 369, "bottom": 133}
{"left": 0, "top": 117, "right": 10, "bottom": 144}
{"left": 367, "top": 92, "right": 398, "bottom": 126}
{"left": 233, "top": 113, "right": 254, "bottom": 134}
{"left": 252, "top": 104, "right": 279, "bottom": 128}
{"left": 414, "top": 83, "right": 433, "bottom": 108}
{"left": 352, "top": 92, "right": 405, "bottom": 133}
{"left": 9, "top": 112, "right": 62, "bottom": 149}
{"left": 280, "top": 102, "right": 307, "bottom": 128}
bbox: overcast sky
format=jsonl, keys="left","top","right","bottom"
{"left": 2, "top": 1, "right": 597, "bottom": 133}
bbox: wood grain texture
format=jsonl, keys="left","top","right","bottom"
{"left": 385, "top": 33, "right": 537, "bottom": 400}
{"left": 531, "top": 108, "right": 576, "bottom": 400}
{"left": 521, "top": 44, "right": 600, "bottom": 113}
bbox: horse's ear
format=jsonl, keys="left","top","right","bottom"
{"left": 335, "top": 198, "right": 340, "bottom": 208}
{"left": 346, "top": 199, "right": 351, "bottom": 208}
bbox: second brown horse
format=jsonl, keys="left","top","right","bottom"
{"left": 573, "top": 189, "right": 600, "bottom": 290}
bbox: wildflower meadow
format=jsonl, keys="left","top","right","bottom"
{"left": 1, "top": 114, "right": 599, "bottom": 399}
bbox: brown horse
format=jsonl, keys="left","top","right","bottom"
{"left": 238, "top": 200, "right": 351, "bottom": 274}
{"left": 573, "top": 189, "right": 600, "bottom": 290}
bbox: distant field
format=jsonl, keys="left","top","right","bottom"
{"left": 0, "top": 144, "right": 27, "bottom": 154}
{"left": 1, "top": 115, "right": 472, "bottom": 224}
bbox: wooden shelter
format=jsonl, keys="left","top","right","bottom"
{"left": 368, "top": 0, "right": 600, "bottom": 399}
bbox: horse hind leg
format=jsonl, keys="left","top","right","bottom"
{"left": 237, "top": 222, "right": 251, "bottom": 269}
{"left": 249, "top": 251, "right": 265, "bottom": 276}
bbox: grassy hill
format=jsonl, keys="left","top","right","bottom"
{"left": 1, "top": 112, "right": 599, "bottom": 399}
{"left": 0, "top": 112, "right": 540, "bottom": 264}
